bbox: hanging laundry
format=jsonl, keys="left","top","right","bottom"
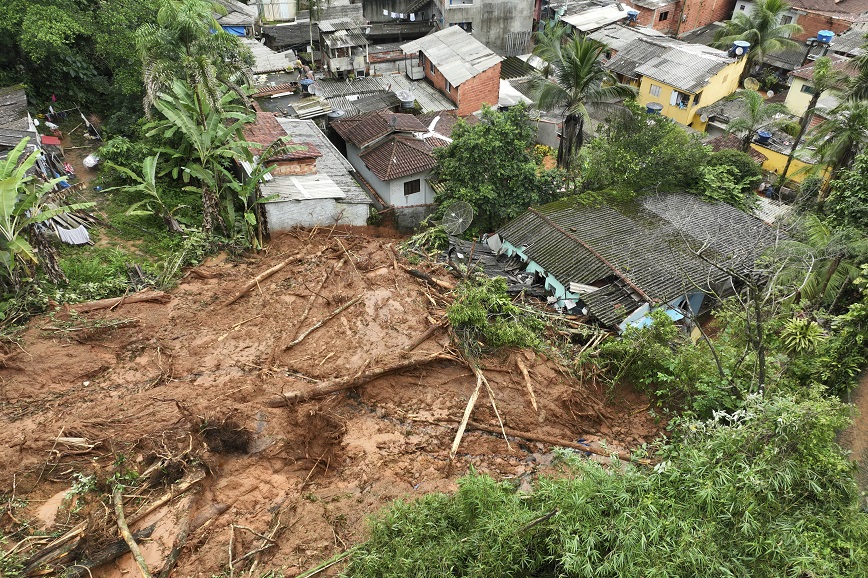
{"left": 410, "top": 13, "right": 416, "bottom": 21}
{"left": 63, "top": 162, "right": 75, "bottom": 176}
{"left": 383, "top": 9, "right": 388, "bottom": 15}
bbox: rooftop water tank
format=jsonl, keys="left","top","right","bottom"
{"left": 816, "top": 30, "right": 834, "bottom": 45}
{"left": 731, "top": 40, "right": 751, "bottom": 57}
{"left": 396, "top": 90, "right": 415, "bottom": 109}
{"left": 646, "top": 102, "right": 663, "bottom": 115}
{"left": 756, "top": 130, "right": 772, "bottom": 144}
{"left": 626, "top": 10, "right": 639, "bottom": 20}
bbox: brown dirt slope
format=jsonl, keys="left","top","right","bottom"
{"left": 0, "top": 228, "right": 659, "bottom": 577}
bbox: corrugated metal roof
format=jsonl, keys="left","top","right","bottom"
{"left": 241, "top": 38, "right": 294, "bottom": 74}
{"left": 588, "top": 23, "right": 667, "bottom": 53}
{"left": 276, "top": 118, "right": 372, "bottom": 205}
{"left": 214, "top": 0, "right": 257, "bottom": 27}
{"left": 261, "top": 173, "right": 347, "bottom": 201}
{"left": 401, "top": 27, "right": 502, "bottom": 87}
{"left": 631, "top": 40, "right": 735, "bottom": 93}
{"left": 561, "top": 4, "right": 629, "bottom": 33}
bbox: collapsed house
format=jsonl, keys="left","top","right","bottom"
{"left": 495, "top": 193, "right": 780, "bottom": 331}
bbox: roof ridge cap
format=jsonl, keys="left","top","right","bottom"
{"left": 527, "top": 207, "right": 655, "bottom": 303}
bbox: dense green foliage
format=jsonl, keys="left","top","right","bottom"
{"left": 0, "top": 0, "right": 160, "bottom": 134}
{"left": 580, "top": 105, "right": 709, "bottom": 195}
{"left": 447, "top": 276, "right": 544, "bottom": 353}
{"left": 826, "top": 153, "right": 868, "bottom": 231}
{"left": 433, "top": 105, "right": 562, "bottom": 234}
{"left": 346, "top": 394, "right": 868, "bottom": 578}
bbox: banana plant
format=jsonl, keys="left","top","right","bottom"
{"left": 0, "top": 138, "right": 93, "bottom": 287}
{"left": 105, "top": 153, "right": 186, "bottom": 234}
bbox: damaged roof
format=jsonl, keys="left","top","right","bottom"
{"left": 214, "top": 0, "right": 257, "bottom": 27}
{"left": 243, "top": 112, "right": 321, "bottom": 161}
{"left": 498, "top": 193, "right": 779, "bottom": 326}
{"left": 0, "top": 85, "right": 29, "bottom": 131}
{"left": 401, "top": 27, "right": 502, "bottom": 87}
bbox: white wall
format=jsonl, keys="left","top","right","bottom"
{"left": 345, "top": 142, "right": 435, "bottom": 206}
{"left": 733, "top": 1, "right": 798, "bottom": 26}
{"left": 265, "top": 199, "right": 369, "bottom": 230}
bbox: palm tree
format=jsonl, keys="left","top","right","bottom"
{"left": 531, "top": 20, "right": 572, "bottom": 79}
{"left": 777, "top": 57, "right": 851, "bottom": 187}
{"left": 532, "top": 36, "right": 637, "bottom": 170}
{"left": 136, "top": 0, "right": 253, "bottom": 116}
{"left": 725, "top": 89, "right": 789, "bottom": 151}
{"left": 713, "top": 0, "right": 803, "bottom": 81}
{"left": 847, "top": 35, "right": 868, "bottom": 100}
{"left": 146, "top": 80, "right": 256, "bottom": 236}
{"left": 804, "top": 100, "right": 868, "bottom": 199}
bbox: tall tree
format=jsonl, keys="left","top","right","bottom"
{"left": 778, "top": 57, "right": 851, "bottom": 188}
{"left": 724, "top": 89, "right": 789, "bottom": 151}
{"left": 136, "top": 0, "right": 253, "bottom": 116}
{"left": 713, "top": 0, "right": 803, "bottom": 81}
{"left": 847, "top": 34, "right": 868, "bottom": 101}
{"left": 531, "top": 35, "right": 637, "bottom": 170}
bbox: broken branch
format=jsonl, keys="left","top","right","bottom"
{"left": 283, "top": 295, "right": 362, "bottom": 352}
{"left": 113, "top": 485, "right": 153, "bottom": 578}
{"left": 516, "top": 358, "right": 538, "bottom": 412}
{"left": 265, "top": 351, "right": 450, "bottom": 407}
{"left": 222, "top": 251, "right": 302, "bottom": 308}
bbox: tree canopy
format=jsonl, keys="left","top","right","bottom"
{"left": 432, "top": 104, "right": 562, "bottom": 234}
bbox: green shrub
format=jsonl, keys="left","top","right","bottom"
{"left": 447, "top": 276, "right": 543, "bottom": 354}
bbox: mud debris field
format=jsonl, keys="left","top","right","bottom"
{"left": 0, "top": 228, "right": 659, "bottom": 577}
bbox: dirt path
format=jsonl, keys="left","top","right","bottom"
{"left": 840, "top": 370, "right": 868, "bottom": 505}
{"left": 0, "top": 229, "right": 659, "bottom": 577}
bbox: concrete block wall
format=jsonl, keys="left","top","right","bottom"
{"left": 792, "top": 11, "right": 850, "bottom": 42}
{"left": 456, "top": 62, "right": 501, "bottom": 116}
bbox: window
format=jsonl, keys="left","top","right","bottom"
{"left": 649, "top": 84, "right": 661, "bottom": 97}
{"left": 780, "top": 15, "right": 793, "bottom": 24}
{"left": 404, "top": 179, "right": 421, "bottom": 196}
{"left": 419, "top": 53, "right": 426, "bottom": 67}
{"left": 693, "top": 92, "right": 702, "bottom": 105}
{"left": 659, "top": 11, "right": 669, "bottom": 21}
{"left": 445, "top": 79, "right": 452, "bottom": 92}
{"left": 739, "top": 4, "right": 746, "bottom": 9}
{"left": 431, "top": 63, "right": 438, "bottom": 76}
{"left": 800, "top": 83, "right": 816, "bottom": 94}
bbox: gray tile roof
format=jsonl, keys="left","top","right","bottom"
{"left": 311, "top": 75, "right": 455, "bottom": 114}
{"left": 242, "top": 38, "right": 294, "bottom": 74}
{"left": 831, "top": 28, "right": 866, "bottom": 58}
{"left": 498, "top": 193, "right": 779, "bottom": 326}
{"left": 401, "top": 26, "right": 502, "bottom": 87}
{"left": 605, "top": 37, "right": 676, "bottom": 79}
{"left": 276, "top": 118, "right": 373, "bottom": 205}
{"left": 632, "top": 39, "right": 736, "bottom": 93}
{"left": 0, "top": 86, "right": 29, "bottom": 130}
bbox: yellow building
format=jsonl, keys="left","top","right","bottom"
{"left": 784, "top": 58, "right": 854, "bottom": 117}
{"left": 606, "top": 37, "right": 747, "bottom": 128}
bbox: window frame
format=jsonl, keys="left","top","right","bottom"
{"left": 659, "top": 10, "right": 669, "bottom": 21}
{"left": 649, "top": 84, "right": 661, "bottom": 97}
{"left": 404, "top": 179, "right": 422, "bottom": 196}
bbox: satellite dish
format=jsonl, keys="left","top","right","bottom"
{"left": 700, "top": 113, "right": 709, "bottom": 123}
{"left": 441, "top": 202, "right": 474, "bottom": 235}
{"left": 767, "top": 89, "right": 775, "bottom": 98}
{"left": 744, "top": 77, "right": 760, "bottom": 90}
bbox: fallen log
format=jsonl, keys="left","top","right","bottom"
{"left": 70, "top": 291, "right": 170, "bottom": 313}
{"left": 222, "top": 251, "right": 302, "bottom": 308}
{"left": 62, "top": 523, "right": 157, "bottom": 578}
{"left": 283, "top": 295, "right": 362, "bottom": 352}
{"left": 401, "top": 266, "right": 455, "bottom": 291}
{"left": 265, "top": 352, "right": 450, "bottom": 407}
{"left": 443, "top": 419, "right": 652, "bottom": 466}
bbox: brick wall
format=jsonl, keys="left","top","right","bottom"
{"left": 270, "top": 158, "right": 317, "bottom": 176}
{"left": 793, "top": 11, "right": 850, "bottom": 42}
{"left": 456, "top": 63, "right": 501, "bottom": 116}
{"left": 423, "top": 57, "right": 459, "bottom": 106}
{"left": 634, "top": 0, "right": 737, "bottom": 36}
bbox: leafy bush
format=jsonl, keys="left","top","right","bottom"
{"left": 447, "top": 276, "right": 544, "bottom": 353}
{"left": 706, "top": 148, "right": 762, "bottom": 192}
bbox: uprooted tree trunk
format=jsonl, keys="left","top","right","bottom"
{"left": 264, "top": 351, "right": 451, "bottom": 407}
